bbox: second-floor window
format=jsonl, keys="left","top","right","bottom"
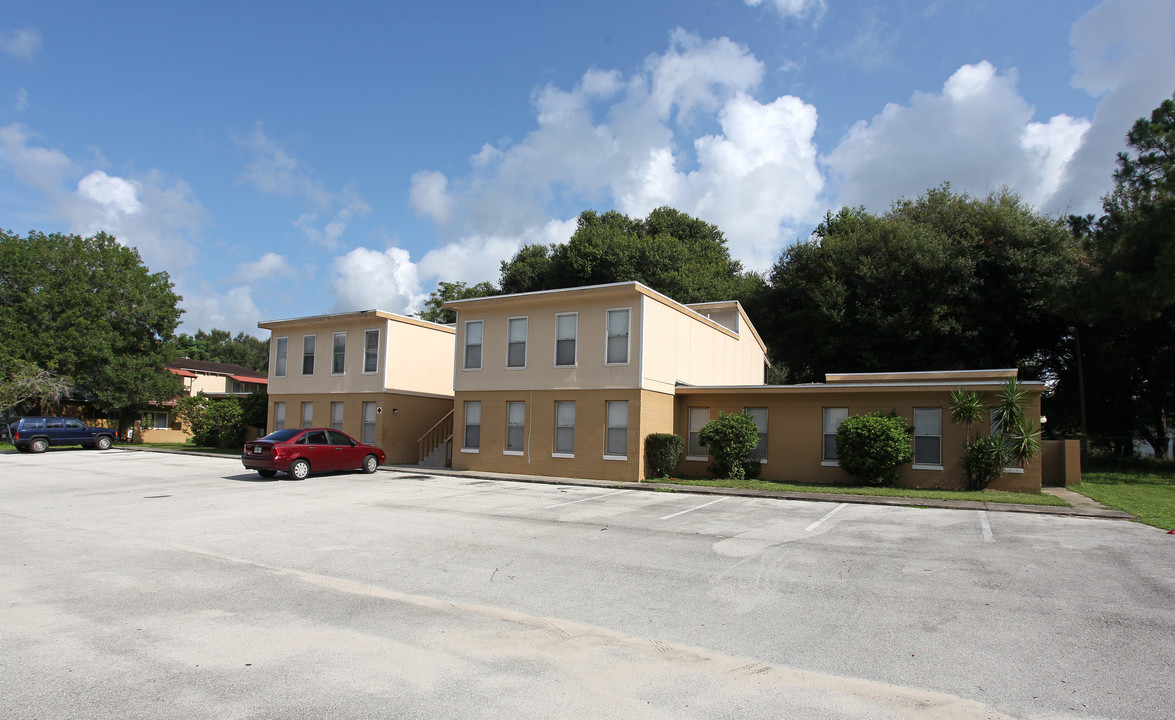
{"left": 507, "top": 317, "right": 527, "bottom": 368}
{"left": 302, "top": 335, "right": 316, "bottom": 375}
{"left": 464, "top": 320, "right": 483, "bottom": 370}
{"left": 332, "top": 332, "right": 346, "bottom": 374}
{"left": 555, "top": 313, "right": 577, "bottom": 366}
{"left": 274, "top": 337, "right": 288, "bottom": 377}
{"left": 364, "top": 330, "right": 379, "bottom": 373}
{"left": 606, "top": 308, "right": 630, "bottom": 365}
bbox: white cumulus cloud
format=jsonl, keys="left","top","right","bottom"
{"left": 744, "top": 0, "right": 826, "bottom": 21}
{"left": 0, "top": 28, "right": 41, "bottom": 61}
{"left": 329, "top": 246, "right": 425, "bottom": 315}
{"left": 823, "top": 61, "right": 1090, "bottom": 212}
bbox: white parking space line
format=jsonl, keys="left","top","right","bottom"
{"left": 543, "top": 489, "right": 632, "bottom": 509}
{"left": 446, "top": 485, "right": 518, "bottom": 500}
{"left": 659, "top": 497, "right": 727, "bottom": 520}
{"left": 804, "top": 503, "right": 848, "bottom": 532}
{"left": 978, "top": 510, "right": 995, "bottom": 542}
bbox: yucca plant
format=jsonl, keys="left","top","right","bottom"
{"left": 947, "top": 388, "right": 984, "bottom": 446}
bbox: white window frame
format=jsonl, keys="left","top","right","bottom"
{"left": 507, "top": 316, "right": 528, "bottom": 369}
{"left": 605, "top": 308, "right": 631, "bottom": 366}
{"left": 554, "top": 312, "right": 577, "bottom": 368}
{"left": 553, "top": 401, "right": 575, "bottom": 457}
{"left": 331, "top": 332, "right": 346, "bottom": 375}
{"left": 604, "top": 400, "right": 628, "bottom": 460}
{"left": 274, "top": 402, "right": 286, "bottom": 431}
{"left": 301, "top": 335, "right": 316, "bottom": 376}
{"left": 331, "top": 402, "right": 344, "bottom": 431}
{"left": 363, "top": 329, "right": 380, "bottom": 374}
{"left": 274, "top": 337, "right": 288, "bottom": 378}
{"left": 301, "top": 402, "right": 313, "bottom": 428}
{"left": 822, "top": 407, "right": 848, "bottom": 466}
{"left": 745, "top": 407, "right": 768, "bottom": 463}
{"left": 505, "top": 401, "right": 525, "bottom": 455}
{"left": 913, "top": 407, "right": 943, "bottom": 470}
{"left": 464, "top": 320, "right": 483, "bottom": 371}
{"left": 462, "top": 401, "right": 481, "bottom": 452}
{"left": 141, "top": 411, "right": 169, "bottom": 430}
{"left": 362, "top": 402, "right": 376, "bottom": 444}
{"left": 687, "top": 407, "right": 709, "bottom": 461}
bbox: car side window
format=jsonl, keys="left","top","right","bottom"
{"left": 26, "top": 419, "right": 44, "bottom": 430}
{"left": 65, "top": 418, "right": 85, "bottom": 429}
{"left": 305, "top": 430, "right": 328, "bottom": 444}
{"left": 46, "top": 418, "right": 64, "bottom": 429}
{"left": 327, "top": 430, "right": 352, "bottom": 446}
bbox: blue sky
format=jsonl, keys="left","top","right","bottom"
{"left": 2, "top": 0, "right": 1172, "bottom": 337}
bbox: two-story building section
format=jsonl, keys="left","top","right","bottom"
{"left": 258, "top": 310, "right": 455, "bottom": 464}
{"left": 444, "top": 281, "right": 767, "bottom": 482}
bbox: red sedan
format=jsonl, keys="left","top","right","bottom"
{"left": 242, "top": 428, "right": 386, "bottom": 480}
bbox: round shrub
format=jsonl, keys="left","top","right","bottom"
{"left": 962, "top": 435, "right": 1010, "bottom": 490}
{"left": 645, "top": 433, "right": 685, "bottom": 479}
{"left": 698, "top": 412, "right": 760, "bottom": 480}
{"left": 835, "top": 412, "right": 914, "bottom": 486}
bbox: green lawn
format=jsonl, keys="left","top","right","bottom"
{"left": 132, "top": 442, "right": 241, "bottom": 455}
{"left": 652, "top": 477, "right": 1068, "bottom": 506}
{"left": 1075, "top": 469, "right": 1175, "bottom": 530}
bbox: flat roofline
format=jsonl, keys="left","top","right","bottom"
{"left": 258, "top": 309, "right": 455, "bottom": 334}
{"left": 825, "top": 369, "right": 1019, "bottom": 383}
{"left": 675, "top": 379, "right": 1045, "bottom": 393}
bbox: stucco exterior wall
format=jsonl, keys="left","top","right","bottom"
{"left": 674, "top": 383, "right": 1044, "bottom": 493}
{"left": 641, "top": 297, "right": 764, "bottom": 393}
{"left": 267, "top": 391, "right": 452, "bottom": 465}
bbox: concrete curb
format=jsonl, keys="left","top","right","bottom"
{"left": 113, "top": 447, "right": 1136, "bottom": 521}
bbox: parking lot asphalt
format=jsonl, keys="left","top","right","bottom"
{"left": 2, "top": 449, "right": 1172, "bottom": 719}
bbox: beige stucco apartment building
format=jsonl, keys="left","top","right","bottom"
{"left": 259, "top": 310, "right": 455, "bottom": 464}
{"left": 260, "top": 282, "right": 1065, "bottom": 492}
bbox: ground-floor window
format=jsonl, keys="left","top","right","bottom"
{"left": 506, "top": 401, "right": 525, "bottom": 454}
{"left": 605, "top": 400, "right": 628, "bottom": 458}
{"left": 554, "top": 401, "right": 575, "bottom": 456}
{"left": 274, "top": 402, "right": 286, "bottom": 430}
{"left": 301, "top": 402, "right": 313, "bottom": 428}
{"left": 914, "top": 407, "right": 942, "bottom": 467}
{"left": 687, "top": 407, "right": 709, "bottom": 459}
{"left": 331, "top": 402, "right": 344, "bottom": 431}
{"left": 362, "top": 402, "right": 376, "bottom": 444}
{"left": 822, "top": 407, "right": 848, "bottom": 464}
{"left": 744, "top": 407, "right": 768, "bottom": 461}
{"left": 463, "top": 401, "right": 481, "bottom": 450}
{"left": 141, "top": 411, "right": 169, "bottom": 430}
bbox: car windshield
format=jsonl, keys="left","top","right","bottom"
{"left": 260, "top": 429, "right": 302, "bottom": 442}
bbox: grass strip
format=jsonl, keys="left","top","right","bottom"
{"left": 1076, "top": 471, "right": 1175, "bottom": 530}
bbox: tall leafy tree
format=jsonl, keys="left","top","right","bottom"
{"left": 0, "top": 230, "right": 184, "bottom": 426}
{"left": 1057, "top": 93, "right": 1175, "bottom": 457}
{"left": 173, "top": 328, "right": 270, "bottom": 372}
{"left": 417, "top": 281, "right": 498, "bottom": 324}
{"left": 764, "top": 186, "right": 1079, "bottom": 383}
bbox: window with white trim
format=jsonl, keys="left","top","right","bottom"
{"left": 141, "top": 411, "right": 169, "bottom": 430}
{"left": 914, "top": 407, "right": 942, "bottom": 467}
{"left": 554, "top": 401, "right": 575, "bottom": 455}
{"left": 302, "top": 335, "right": 316, "bottom": 375}
{"left": 301, "top": 402, "right": 313, "bottom": 428}
{"left": 605, "top": 401, "right": 628, "bottom": 457}
{"left": 331, "top": 402, "right": 344, "bottom": 431}
{"left": 606, "top": 308, "right": 630, "bottom": 364}
{"left": 506, "top": 402, "right": 525, "bottom": 453}
{"left": 274, "top": 402, "right": 286, "bottom": 430}
{"left": 364, "top": 330, "right": 379, "bottom": 373}
{"left": 687, "top": 407, "right": 709, "bottom": 459}
{"left": 463, "top": 401, "right": 481, "bottom": 450}
{"left": 274, "top": 337, "right": 288, "bottom": 377}
{"left": 823, "top": 407, "right": 848, "bottom": 463}
{"left": 507, "top": 317, "right": 527, "bottom": 368}
{"left": 555, "top": 313, "right": 577, "bottom": 367}
{"left": 332, "top": 332, "right": 346, "bottom": 375}
{"left": 464, "top": 320, "right": 483, "bottom": 370}
{"left": 745, "top": 407, "right": 768, "bottom": 461}
{"left": 362, "top": 402, "right": 376, "bottom": 444}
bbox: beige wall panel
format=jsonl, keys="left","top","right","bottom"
{"left": 266, "top": 315, "right": 453, "bottom": 398}
{"left": 452, "top": 389, "right": 654, "bottom": 482}
{"left": 674, "top": 386, "right": 1043, "bottom": 493}
{"left": 266, "top": 392, "right": 452, "bottom": 465}
{"left": 642, "top": 296, "right": 764, "bottom": 392}
{"left": 189, "top": 374, "right": 229, "bottom": 395}
{"left": 453, "top": 293, "right": 641, "bottom": 393}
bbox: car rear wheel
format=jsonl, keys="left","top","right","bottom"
{"left": 30, "top": 438, "right": 49, "bottom": 453}
{"left": 94, "top": 435, "right": 113, "bottom": 450}
{"left": 257, "top": 469, "right": 277, "bottom": 478}
{"left": 288, "top": 458, "right": 310, "bottom": 480}
{"left": 362, "top": 454, "right": 379, "bottom": 473}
